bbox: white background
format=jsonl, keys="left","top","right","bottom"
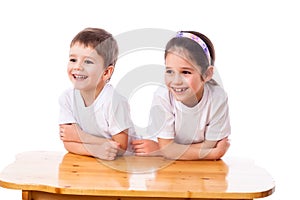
{"left": 0, "top": 0, "right": 299, "bottom": 199}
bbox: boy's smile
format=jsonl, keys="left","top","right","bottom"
{"left": 72, "top": 74, "right": 88, "bottom": 80}
{"left": 67, "top": 43, "right": 106, "bottom": 97}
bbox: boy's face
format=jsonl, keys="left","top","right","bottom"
{"left": 68, "top": 43, "right": 106, "bottom": 94}
{"left": 165, "top": 52, "right": 205, "bottom": 107}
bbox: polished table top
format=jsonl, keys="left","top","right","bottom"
{"left": 0, "top": 151, "right": 275, "bottom": 199}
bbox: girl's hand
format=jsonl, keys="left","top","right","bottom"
{"left": 132, "top": 139, "right": 161, "bottom": 156}
{"left": 59, "top": 124, "right": 81, "bottom": 142}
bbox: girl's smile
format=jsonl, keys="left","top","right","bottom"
{"left": 172, "top": 87, "right": 188, "bottom": 93}
{"left": 165, "top": 52, "right": 205, "bottom": 107}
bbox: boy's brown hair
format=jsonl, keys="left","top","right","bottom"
{"left": 70, "top": 28, "right": 119, "bottom": 68}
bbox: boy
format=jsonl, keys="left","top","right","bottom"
{"left": 58, "top": 28, "right": 132, "bottom": 160}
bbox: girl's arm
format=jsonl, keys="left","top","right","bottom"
{"left": 131, "top": 139, "right": 161, "bottom": 156}
{"left": 158, "top": 137, "right": 230, "bottom": 160}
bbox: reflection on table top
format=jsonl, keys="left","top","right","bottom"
{"left": 0, "top": 151, "right": 275, "bottom": 199}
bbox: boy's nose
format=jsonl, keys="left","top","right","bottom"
{"left": 73, "top": 62, "right": 83, "bottom": 71}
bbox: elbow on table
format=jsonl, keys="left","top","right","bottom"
{"left": 206, "top": 137, "right": 230, "bottom": 160}
{"left": 63, "top": 142, "right": 75, "bottom": 154}
{"left": 209, "top": 145, "right": 229, "bottom": 160}
{"left": 62, "top": 141, "right": 85, "bottom": 155}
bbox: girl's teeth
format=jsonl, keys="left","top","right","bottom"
{"left": 173, "top": 88, "right": 186, "bottom": 92}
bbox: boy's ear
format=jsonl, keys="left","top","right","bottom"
{"left": 204, "top": 66, "right": 214, "bottom": 82}
{"left": 103, "top": 65, "right": 114, "bottom": 81}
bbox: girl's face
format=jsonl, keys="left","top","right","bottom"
{"left": 67, "top": 43, "right": 106, "bottom": 95}
{"left": 165, "top": 52, "right": 205, "bottom": 107}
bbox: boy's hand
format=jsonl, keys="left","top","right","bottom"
{"left": 93, "top": 140, "right": 120, "bottom": 160}
{"left": 59, "top": 124, "right": 81, "bottom": 142}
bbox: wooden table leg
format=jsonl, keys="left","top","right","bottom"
{"left": 22, "top": 191, "right": 31, "bottom": 200}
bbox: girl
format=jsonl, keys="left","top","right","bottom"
{"left": 147, "top": 31, "right": 231, "bottom": 160}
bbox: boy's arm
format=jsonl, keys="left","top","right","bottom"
{"left": 63, "top": 141, "right": 119, "bottom": 160}
{"left": 112, "top": 130, "right": 128, "bottom": 155}
{"left": 158, "top": 137, "right": 230, "bottom": 160}
{"left": 60, "top": 123, "right": 113, "bottom": 144}
{"left": 60, "top": 124, "right": 121, "bottom": 160}
{"left": 59, "top": 124, "right": 129, "bottom": 155}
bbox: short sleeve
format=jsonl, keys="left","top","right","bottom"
{"left": 147, "top": 87, "right": 175, "bottom": 140}
{"left": 107, "top": 93, "right": 133, "bottom": 135}
{"left": 58, "top": 89, "right": 77, "bottom": 124}
{"left": 205, "top": 90, "right": 231, "bottom": 141}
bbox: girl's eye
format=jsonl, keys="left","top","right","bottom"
{"left": 84, "top": 60, "right": 94, "bottom": 64}
{"left": 182, "top": 71, "right": 191, "bottom": 74}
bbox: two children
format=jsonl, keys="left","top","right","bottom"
{"left": 58, "top": 28, "right": 230, "bottom": 160}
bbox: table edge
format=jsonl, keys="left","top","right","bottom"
{"left": 0, "top": 179, "right": 275, "bottom": 199}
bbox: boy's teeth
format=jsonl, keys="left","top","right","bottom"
{"left": 74, "top": 75, "right": 87, "bottom": 79}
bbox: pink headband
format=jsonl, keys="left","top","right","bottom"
{"left": 176, "top": 31, "right": 211, "bottom": 65}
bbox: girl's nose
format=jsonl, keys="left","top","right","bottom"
{"left": 172, "top": 73, "right": 183, "bottom": 84}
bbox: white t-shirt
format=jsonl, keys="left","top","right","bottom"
{"left": 147, "top": 81, "right": 231, "bottom": 144}
{"left": 58, "top": 84, "right": 134, "bottom": 139}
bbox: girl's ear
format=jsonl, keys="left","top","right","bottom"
{"left": 103, "top": 65, "right": 114, "bottom": 82}
{"left": 204, "top": 66, "right": 214, "bottom": 82}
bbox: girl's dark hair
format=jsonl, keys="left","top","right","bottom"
{"left": 70, "top": 28, "right": 119, "bottom": 68}
{"left": 165, "top": 31, "right": 215, "bottom": 74}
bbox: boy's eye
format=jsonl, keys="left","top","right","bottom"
{"left": 182, "top": 71, "right": 191, "bottom": 74}
{"left": 165, "top": 69, "right": 173, "bottom": 74}
{"left": 69, "top": 58, "right": 76, "bottom": 62}
{"left": 84, "top": 60, "right": 94, "bottom": 64}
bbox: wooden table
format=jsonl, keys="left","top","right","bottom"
{"left": 0, "top": 151, "right": 275, "bottom": 200}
